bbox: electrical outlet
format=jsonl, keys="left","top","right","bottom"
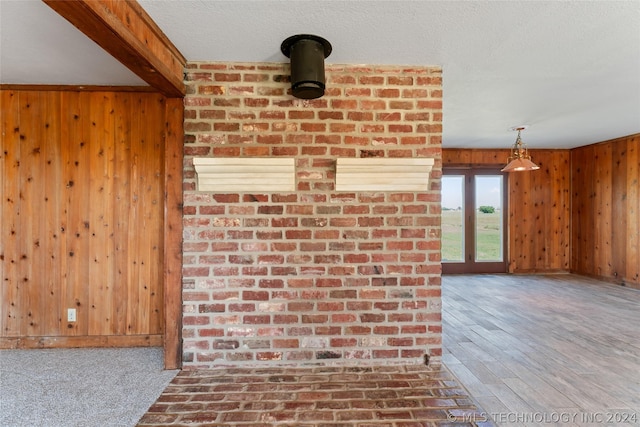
{"left": 67, "top": 308, "right": 77, "bottom": 322}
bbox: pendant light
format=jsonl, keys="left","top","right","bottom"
{"left": 281, "top": 34, "right": 332, "bottom": 99}
{"left": 501, "top": 126, "right": 540, "bottom": 172}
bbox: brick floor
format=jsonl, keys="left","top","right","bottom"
{"left": 137, "top": 365, "right": 494, "bottom": 426}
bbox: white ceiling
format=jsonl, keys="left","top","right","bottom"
{"left": 1, "top": 0, "right": 639, "bottom": 149}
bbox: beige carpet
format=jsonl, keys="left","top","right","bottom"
{"left": 0, "top": 347, "right": 177, "bottom": 427}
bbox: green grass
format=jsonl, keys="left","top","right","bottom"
{"left": 441, "top": 210, "right": 502, "bottom": 261}
{"left": 441, "top": 210, "right": 464, "bottom": 261}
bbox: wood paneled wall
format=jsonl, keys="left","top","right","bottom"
{"left": 443, "top": 149, "right": 571, "bottom": 273}
{"left": 571, "top": 134, "right": 639, "bottom": 288}
{"left": 1, "top": 89, "right": 168, "bottom": 347}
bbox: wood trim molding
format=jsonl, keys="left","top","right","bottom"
{"left": 193, "top": 158, "right": 296, "bottom": 192}
{"left": 163, "top": 98, "right": 184, "bottom": 370}
{"left": 44, "top": 0, "right": 186, "bottom": 97}
{"left": 0, "top": 335, "right": 162, "bottom": 349}
{"left": 336, "top": 158, "right": 434, "bottom": 191}
{"left": 0, "top": 84, "right": 159, "bottom": 92}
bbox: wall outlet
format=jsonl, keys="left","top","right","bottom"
{"left": 67, "top": 308, "right": 77, "bottom": 322}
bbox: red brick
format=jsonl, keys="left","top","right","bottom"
{"left": 330, "top": 147, "right": 357, "bottom": 157}
{"left": 213, "top": 72, "right": 241, "bottom": 82}
{"left": 403, "top": 88, "right": 429, "bottom": 98}
{"left": 259, "top": 279, "right": 284, "bottom": 288}
{"left": 274, "top": 314, "right": 299, "bottom": 324}
{"left": 184, "top": 97, "right": 211, "bottom": 107}
{"left": 348, "top": 301, "right": 372, "bottom": 311}
{"left": 183, "top": 316, "right": 210, "bottom": 325}
{"left": 359, "top": 76, "right": 384, "bottom": 85}
{"left": 271, "top": 218, "right": 297, "bottom": 227}
{"left": 345, "top": 325, "right": 370, "bottom": 334}
{"left": 358, "top": 217, "right": 384, "bottom": 227}
{"left": 317, "top": 301, "right": 344, "bottom": 312}
{"left": 302, "top": 314, "right": 329, "bottom": 323}
{"left": 228, "top": 303, "right": 256, "bottom": 312}
{"left": 344, "top": 253, "right": 368, "bottom": 263}
{"left": 181, "top": 62, "right": 442, "bottom": 368}
{"left": 287, "top": 301, "right": 313, "bottom": 311}
{"left": 388, "top": 313, "right": 413, "bottom": 322}
{"left": 388, "top": 337, "right": 414, "bottom": 346}
{"left": 318, "top": 111, "right": 343, "bottom": 120}
{"left": 242, "top": 291, "right": 269, "bottom": 301}
{"left": 315, "top": 326, "right": 341, "bottom": 335}
{"left": 212, "top": 291, "right": 240, "bottom": 300}
{"left": 376, "top": 88, "right": 400, "bottom": 98}
{"left": 244, "top": 315, "right": 270, "bottom": 324}
{"left": 330, "top": 337, "right": 357, "bottom": 347}
{"left": 211, "top": 146, "right": 241, "bottom": 157}
{"left": 199, "top": 303, "right": 225, "bottom": 313}
{"left": 300, "top": 123, "right": 326, "bottom": 132}
{"left": 388, "top": 76, "right": 413, "bottom": 85}
{"left": 242, "top": 266, "right": 268, "bottom": 276}
{"left": 334, "top": 314, "right": 358, "bottom": 323}
{"left": 315, "top": 278, "right": 342, "bottom": 287}
{"left": 183, "top": 267, "right": 210, "bottom": 277}
{"left": 302, "top": 242, "right": 326, "bottom": 251}
{"left": 360, "top": 124, "right": 385, "bottom": 133}
{"left": 361, "top": 313, "right": 385, "bottom": 323}
{"left": 389, "top": 124, "right": 413, "bottom": 133}
{"left": 314, "top": 230, "right": 340, "bottom": 239}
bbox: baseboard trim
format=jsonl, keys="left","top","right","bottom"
{"left": 0, "top": 334, "right": 162, "bottom": 349}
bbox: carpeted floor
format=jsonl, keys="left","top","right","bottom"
{"left": 0, "top": 347, "right": 178, "bottom": 427}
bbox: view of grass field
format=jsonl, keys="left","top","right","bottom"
{"left": 441, "top": 209, "right": 502, "bottom": 261}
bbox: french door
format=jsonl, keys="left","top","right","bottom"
{"left": 441, "top": 169, "right": 507, "bottom": 274}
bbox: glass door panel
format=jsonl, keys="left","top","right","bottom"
{"left": 442, "top": 169, "right": 507, "bottom": 274}
{"left": 475, "top": 175, "right": 504, "bottom": 262}
{"left": 441, "top": 176, "right": 464, "bottom": 262}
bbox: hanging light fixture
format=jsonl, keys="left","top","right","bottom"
{"left": 501, "top": 126, "right": 540, "bottom": 172}
{"left": 281, "top": 34, "right": 332, "bottom": 99}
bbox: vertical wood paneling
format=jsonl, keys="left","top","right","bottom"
{"left": 65, "top": 92, "right": 92, "bottom": 336}
{"left": 88, "top": 92, "right": 109, "bottom": 335}
{"left": 1, "top": 89, "right": 167, "bottom": 344}
{"left": 43, "top": 91, "right": 63, "bottom": 336}
{"left": 127, "top": 95, "right": 142, "bottom": 336}
{"left": 1, "top": 91, "right": 22, "bottom": 336}
{"left": 626, "top": 139, "right": 639, "bottom": 284}
{"left": 443, "top": 149, "right": 572, "bottom": 273}
{"left": 512, "top": 167, "right": 535, "bottom": 270}
{"left": 611, "top": 140, "right": 627, "bottom": 283}
{"left": 571, "top": 144, "right": 592, "bottom": 274}
{"left": 571, "top": 134, "right": 640, "bottom": 287}
{"left": 145, "top": 95, "right": 165, "bottom": 335}
{"left": 135, "top": 95, "right": 149, "bottom": 335}
{"left": 103, "top": 93, "right": 117, "bottom": 335}
{"left": 112, "top": 92, "right": 131, "bottom": 336}
{"left": 21, "top": 91, "right": 43, "bottom": 336}
{"left": 554, "top": 153, "right": 571, "bottom": 269}
{"left": 140, "top": 95, "right": 155, "bottom": 335}
{"left": 596, "top": 143, "right": 613, "bottom": 278}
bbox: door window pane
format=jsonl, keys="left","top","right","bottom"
{"left": 475, "top": 175, "right": 503, "bottom": 262}
{"left": 441, "top": 176, "right": 464, "bottom": 262}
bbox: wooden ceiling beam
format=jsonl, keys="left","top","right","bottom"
{"left": 44, "top": 0, "right": 186, "bottom": 97}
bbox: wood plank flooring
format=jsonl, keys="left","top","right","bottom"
{"left": 442, "top": 274, "right": 640, "bottom": 427}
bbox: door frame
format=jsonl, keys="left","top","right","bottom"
{"left": 442, "top": 168, "right": 508, "bottom": 274}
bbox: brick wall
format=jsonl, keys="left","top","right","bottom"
{"left": 182, "top": 62, "right": 443, "bottom": 368}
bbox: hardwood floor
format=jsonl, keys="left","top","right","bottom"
{"left": 442, "top": 274, "right": 640, "bottom": 427}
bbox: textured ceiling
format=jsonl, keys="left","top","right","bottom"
{"left": 1, "top": 0, "right": 639, "bottom": 149}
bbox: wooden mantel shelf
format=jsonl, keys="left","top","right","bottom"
{"left": 193, "top": 158, "right": 296, "bottom": 192}
{"left": 336, "top": 158, "right": 435, "bottom": 191}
